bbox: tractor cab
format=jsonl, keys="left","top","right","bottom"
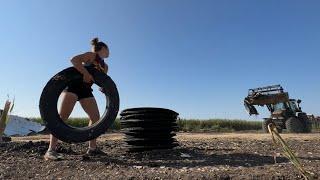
{"left": 269, "top": 102, "right": 287, "bottom": 119}
{"left": 288, "top": 99, "right": 302, "bottom": 112}
{"left": 268, "top": 99, "right": 302, "bottom": 118}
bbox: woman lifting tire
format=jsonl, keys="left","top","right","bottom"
{"left": 39, "top": 38, "right": 119, "bottom": 160}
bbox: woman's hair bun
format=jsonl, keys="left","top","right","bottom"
{"left": 91, "top": 37, "right": 99, "bottom": 46}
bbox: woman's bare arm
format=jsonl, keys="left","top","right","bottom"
{"left": 70, "top": 52, "right": 97, "bottom": 83}
{"left": 70, "top": 52, "right": 96, "bottom": 75}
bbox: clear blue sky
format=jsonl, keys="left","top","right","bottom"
{"left": 0, "top": 0, "right": 320, "bottom": 120}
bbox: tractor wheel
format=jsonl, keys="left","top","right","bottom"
{"left": 262, "top": 119, "right": 282, "bottom": 133}
{"left": 298, "top": 113, "right": 312, "bottom": 133}
{"left": 303, "top": 119, "right": 312, "bottom": 133}
{"left": 285, "top": 117, "right": 304, "bottom": 133}
{"left": 276, "top": 127, "right": 283, "bottom": 133}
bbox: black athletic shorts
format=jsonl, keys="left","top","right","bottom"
{"left": 65, "top": 80, "right": 94, "bottom": 100}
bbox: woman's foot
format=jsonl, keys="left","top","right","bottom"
{"left": 86, "top": 147, "right": 106, "bottom": 156}
{"left": 44, "top": 150, "right": 64, "bottom": 161}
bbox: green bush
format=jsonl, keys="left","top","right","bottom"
{"left": 30, "top": 117, "right": 121, "bottom": 130}
{"left": 30, "top": 117, "right": 320, "bottom": 133}
{"left": 177, "top": 119, "right": 261, "bottom": 132}
{"left": 30, "top": 117, "right": 261, "bottom": 132}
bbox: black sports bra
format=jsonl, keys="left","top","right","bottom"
{"left": 85, "top": 53, "right": 106, "bottom": 72}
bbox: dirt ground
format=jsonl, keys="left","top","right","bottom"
{"left": 1, "top": 132, "right": 319, "bottom": 180}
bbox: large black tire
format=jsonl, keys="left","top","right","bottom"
{"left": 120, "top": 114, "right": 178, "bottom": 122}
{"left": 302, "top": 119, "right": 312, "bottom": 133}
{"left": 39, "top": 67, "right": 119, "bottom": 143}
{"left": 123, "top": 143, "right": 179, "bottom": 152}
{"left": 298, "top": 113, "right": 312, "bottom": 133}
{"left": 120, "top": 107, "right": 178, "bottom": 117}
{"left": 120, "top": 119, "right": 177, "bottom": 128}
{"left": 124, "top": 132, "right": 176, "bottom": 139}
{"left": 125, "top": 139, "right": 177, "bottom": 146}
{"left": 121, "top": 127, "right": 179, "bottom": 132}
{"left": 285, "top": 117, "right": 304, "bottom": 133}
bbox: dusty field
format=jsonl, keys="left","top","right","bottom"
{"left": 1, "top": 133, "right": 320, "bottom": 179}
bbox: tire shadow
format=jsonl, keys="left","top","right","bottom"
{"left": 84, "top": 146, "right": 288, "bottom": 168}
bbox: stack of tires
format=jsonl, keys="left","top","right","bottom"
{"left": 120, "top": 107, "right": 179, "bottom": 152}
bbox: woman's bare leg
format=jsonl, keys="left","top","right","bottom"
{"left": 48, "top": 92, "right": 78, "bottom": 151}
{"left": 79, "top": 97, "right": 100, "bottom": 149}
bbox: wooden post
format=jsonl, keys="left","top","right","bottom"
{"left": 0, "top": 101, "right": 12, "bottom": 142}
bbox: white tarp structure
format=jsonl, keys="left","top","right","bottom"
{"left": 4, "top": 115, "right": 45, "bottom": 136}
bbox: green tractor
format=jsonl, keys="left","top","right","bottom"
{"left": 244, "top": 85, "right": 312, "bottom": 133}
